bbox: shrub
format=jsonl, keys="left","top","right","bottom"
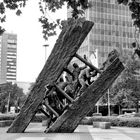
{"left": 80, "top": 116, "right": 140, "bottom": 128}
{"left": 0, "top": 113, "right": 16, "bottom": 121}
{"left": 31, "top": 114, "right": 48, "bottom": 122}
{"left": 134, "top": 113, "right": 140, "bottom": 117}
{"left": 1, "top": 113, "right": 140, "bottom": 128}
{"left": 92, "top": 113, "right": 102, "bottom": 116}
{"left": 0, "top": 113, "right": 47, "bottom": 122}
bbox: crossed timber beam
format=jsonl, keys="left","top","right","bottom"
{"left": 46, "top": 55, "right": 124, "bottom": 133}
{"left": 7, "top": 20, "right": 94, "bottom": 133}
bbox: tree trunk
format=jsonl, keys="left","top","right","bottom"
{"left": 118, "top": 105, "right": 121, "bottom": 115}
{"left": 7, "top": 20, "right": 94, "bottom": 133}
{"left": 46, "top": 56, "right": 124, "bottom": 133}
{"left": 135, "top": 100, "right": 139, "bottom": 113}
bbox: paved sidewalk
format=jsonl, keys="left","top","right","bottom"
{"left": 0, "top": 123, "right": 140, "bottom": 140}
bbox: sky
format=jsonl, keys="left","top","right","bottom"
{"left": 2, "top": 0, "right": 67, "bottom": 82}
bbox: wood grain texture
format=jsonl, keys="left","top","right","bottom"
{"left": 7, "top": 21, "right": 94, "bottom": 133}
{"left": 46, "top": 57, "right": 124, "bottom": 133}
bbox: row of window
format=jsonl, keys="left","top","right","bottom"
{"left": 97, "top": 0, "right": 114, "bottom": 4}
{"left": 90, "top": 39, "right": 133, "bottom": 49}
{"left": 90, "top": 3, "right": 130, "bottom": 16}
{"left": 7, "top": 39, "right": 17, "bottom": 44}
{"left": 97, "top": 49, "right": 132, "bottom": 63}
{"left": 6, "top": 65, "right": 16, "bottom": 69}
{"left": 92, "top": 7, "right": 129, "bottom": 16}
{"left": 99, "top": 51, "right": 108, "bottom": 58}
{"left": 90, "top": 11, "right": 131, "bottom": 21}
{"left": 7, "top": 74, "right": 16, "bottom": 78}
{"left": 7, "top": 52, "right": 16, "bottom": 56}
{"left": 90, "top": 34, "right": 136, "bottom": 43}
{"left": 7, "top": 44, "right": 17, "bottom": 48}
{"left": 7, "top": 70, "right": 16, "bottom": 74}
{"left": 92, "top": 17, "right": 133, "bottom": 27}
{"left": 92, "top": 1, "right": 129, "bottom": 11}
{"left": 7, "top": 60, "right": 16, "bottom": 65}
{"left": 93, "top": 28, "right": 134, "bottom": 38}
{"left": 6, "top": 77, "right": 16, "bottom": 81}
{"left": 7, "top": 56, "right": 16, "bottom": 60}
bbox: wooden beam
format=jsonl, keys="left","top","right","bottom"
{"left": 46, "top": 51, "right": 124, "bottom": 133}
{"left": 43, "top": 103, "right": 59, "bottom": 118}
{"left": 7, "top": 20, "right": 94, "bottom": 133}
{"left": 63, "top": 68, "right": 73, "bottom": 77}
{"left": 54, "top": 84, "right": 74, "bottom": 103}
{"left": 75, "top": 53, "right": 101, "bottom": 73}
{"left": 38, "top": 107, "right": 50, "bottom": 118}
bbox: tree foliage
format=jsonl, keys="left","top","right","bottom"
{"left": 1, "top": 0, "right": 140, "bottom": 41}
{"left": 0, "top": 82, "right": 26, "bottom": 113}
{"left": 117, "top": 0, "right": 140, "bottom": 30}
{"left": 110, "top": 57, "right": 140, "bottom": 112}
{"left": 0, "top": 0, "right": 27, "bottom": 34}
{"left": 117, "top": 0, "right": 140, "bottom": 60}
{"left": 0, "top": 0, "right": 89, "bottom": 40}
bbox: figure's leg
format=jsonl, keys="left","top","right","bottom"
{"left": 77, "top": 79, "right": 88, "bottom": 97}
{"left": 72, "top": 80, "right": 81, "bottom": 98}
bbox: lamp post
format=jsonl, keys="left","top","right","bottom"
{"left": 108, "top": 89, "right": 111, "bottom": 116}
{"left": 96, "top": 101, "right": 99, "bottom": 114}
{"left": 43, "top": 44, "right": 49, "bottom": 61}
{"left": 7, "top": 91, "right": 11, "bottom": 113}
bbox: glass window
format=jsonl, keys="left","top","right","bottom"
{"left": 108, "top": 19, "right": 111, "bottom": 24}
{"left": 109, "top": 42, "right": 111, "bottom": 46}
{"left": 123, "top": 32, "right": 126, "bottom": 37}
{"left": 101, "top": 30, "right": 104, "bottom": 35}
{"left": 101, "top": 19, "right": 104, "bottom": 24}
{"left": 101, "top": 41, "right": 104, "bottom": 46}
{"left": 116, "top": 42, "right": 120, "bottom": 47}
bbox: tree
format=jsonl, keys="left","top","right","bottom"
{"left": 0, "top": 0, "right": 89, "bottom": 40}
{"left": 110, "top": 57, "right": 140, "bottom": 113}
{"left": 0, "top": 82, "right": 26, "bottom": 113}
{"left": 1, "top": 0, "right": 140, "bottom": 42}
{"left": 117, "top": 0, "right": 140, "bottom": 31}
{"left": 117, "top": 0, "right": 140, "bottom": 57}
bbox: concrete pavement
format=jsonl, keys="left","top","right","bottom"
{"left": 0, "top": 123, "right": 140, "bottom": 140}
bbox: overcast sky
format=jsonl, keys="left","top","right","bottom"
{"left": 3, "top": 0, "right": 67, "bottom": 82}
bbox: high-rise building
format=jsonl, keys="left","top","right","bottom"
{"left": 0, "top": 33, "right": 17, "bottom": 83}
{"left": 68, "top": 0, "right": 139, "bottom": 68}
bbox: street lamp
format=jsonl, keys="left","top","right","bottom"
{"left": 108, "top": 88, "right": 111, "bottom": 116}
{"left": 43, "top": 44, "right": 49, "bottom": 61}
{"left": 7, "top": 91, "right": 11, "bottom": 113}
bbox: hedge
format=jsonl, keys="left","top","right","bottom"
{"left": 80, "top": 116, "right": 140, "bottom": 128}
{"left": 1, "top": 113, "right": 140, "bottom": 128}
{"left": 0, "top": 113, "right": 47, "bottom": 122}
{"left": 0, "top": 113, "right": 16, "bottom": 121}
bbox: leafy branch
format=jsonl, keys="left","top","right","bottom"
{"left": 0, "top": 0, "right": 89, "bottom": 40}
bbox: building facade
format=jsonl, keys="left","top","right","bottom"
{"left": 0, "top": 33, "right": 17, "bottom": 83}
{"left": 69, "top": 0, "right": 139, "bottom": 68}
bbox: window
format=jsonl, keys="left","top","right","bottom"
{"left": 101, "top": 41, "right": 104, "bottom": 46}
{"left": 116, "top": 42, "right": 120, "bottom": 48}
{"left": 123, "top": 32, "right": 126, "bottom": 37}
{"left": 7, "top": 39, "right": 16, "bottom": 44}
{"left": 116, "top": 31, "right": 119, "bottom": 36}
{"left": 101, "top": 19, "right": 104, "bottom": 24}
{"left": 109, "top": 42, "right": 111, "bottom": 46}
{"left": 101, "top": 30, "right": 104, "bottom": 35}
{"left": 108, "top": 31, "right": 111, "bottom": 35}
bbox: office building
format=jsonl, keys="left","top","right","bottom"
{"left": 68, "top": 0, "right": 139, "bottom": 68}
{"left": 0, "top": 33, "right": 17, "bottom": 83}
